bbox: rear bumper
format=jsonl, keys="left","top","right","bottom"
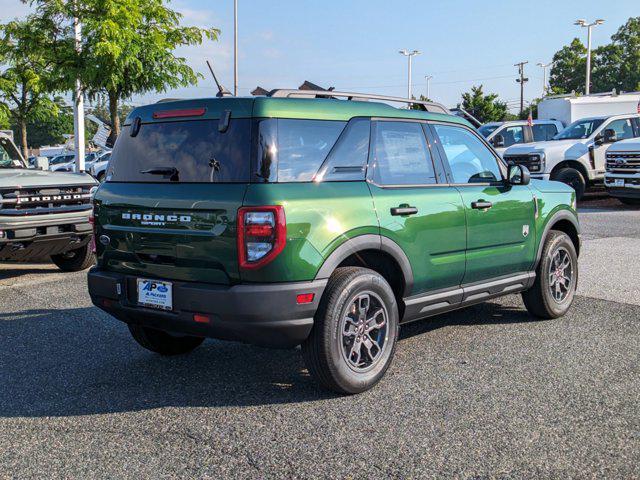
{"left": 88, "top": 268, "right": 327, "bottom": 348}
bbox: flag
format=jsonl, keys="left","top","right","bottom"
{"left": 527, "top": 111, "right": 533, "bottom": 127}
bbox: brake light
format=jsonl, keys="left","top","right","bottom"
{"left": 237, "top": 206, "right": 286, "bottom": 270}
{"left": 152, "top": 107, "right": 206, "bottom": 119}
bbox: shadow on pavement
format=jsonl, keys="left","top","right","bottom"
{"left": 0, "top": 262, "right": 57, "bottom": 281}
{"left": 0, "top": 300, "right": 535, "bottom": 418}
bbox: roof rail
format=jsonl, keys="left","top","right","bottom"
{"left": 267, "top": 89, "right": 450, "bottom": 114}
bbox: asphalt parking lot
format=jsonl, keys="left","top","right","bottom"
{"left": 1, "top": 194, "right": 639, "bottom": 479}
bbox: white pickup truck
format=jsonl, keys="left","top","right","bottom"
{"left": 503, "top": 114, "right": 640, "bottom": 199}
{"left": 604, "top": 138, "right": 640, "bottom": 205}
{"left": 478, "top": 120, "right": 564, "bottom": 156}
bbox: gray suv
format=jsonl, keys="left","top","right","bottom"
{"left": 0, "top": 132, "right": 97, "bottom": 271}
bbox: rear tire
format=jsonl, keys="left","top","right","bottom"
{"left": 522, "top": 231, "right": 578, "bottom": 319}
{"left": 301, "top": 267, "right": 399, "bottom": 394}
{"left": 552, "top": 168, "right": 586, "bottom": 201}
{"left": 618, "top": 197, "right": 640, "bottom": 206}
{"left": 128, "top": 324, "right": 205, "bottom": 355}
{"left": 50, "top": 243, "right": 95, "bottom": 272}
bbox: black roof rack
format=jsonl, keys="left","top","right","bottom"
{"left": 267, "top": 89, "right": 450, "bottom": 114}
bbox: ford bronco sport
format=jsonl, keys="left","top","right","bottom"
{"left": 0, "top": 132, "right": 97, "bottom": 271}
{"left": 88, "top": 90, "right": 580, "bottom": 394}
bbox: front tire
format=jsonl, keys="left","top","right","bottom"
{"left": 301, "top": 267, "right": 399, "bottom": 394}
{"left": 128, "top": 324, "right": 205, "bottom": 355}
{"left": 552, "top": 168, "right": 586, "bottom": 201}
{"left": 522, "top": 231, "right": 578, "bottom": 319}
{"left": 50, "top": 243, "right": 95, "bottom": 272}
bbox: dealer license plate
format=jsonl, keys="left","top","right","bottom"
{"left": 137, "top": 279, "right": 173, "bottom": 311}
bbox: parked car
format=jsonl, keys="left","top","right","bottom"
{"left": 48, "top": 153, "right": 76, "bottom": 172}
{"left": 89, "top": 151, "right": 112, "bottom": 181}
{"left": 479, "top": 120, "right": 564, "bottom": 156}
{"left": 503, "top": 114, "right": 640, "bottom": 199}
{"left": 88, "top": 92, "right": 580, "bottom": 394}
{"left": 604, "top": 137, "right": 640, "bottom": 205}
{"left": 0, "top": 131, "right": 97, "bottom": 271}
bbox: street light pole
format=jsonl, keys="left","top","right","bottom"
{"left": 73, "top": 6, "right": 85, "bottom": 173}
{"left": 233, "top": 0, "right": 238, "bottom": 96}
{"left": 399, "top": 49, "right": 420, "bottom": 100}
{"left": 536, "top": 62, "right": 553, "bottom": 97}
{"left": 574, "top": 18, "right": 605, "bottom": 95}
{"left": 424, "top": 75, "right": 433, "bottom": 99}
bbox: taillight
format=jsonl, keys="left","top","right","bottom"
{"left": 237, "top": 206, "right": 286, "bottom": 270}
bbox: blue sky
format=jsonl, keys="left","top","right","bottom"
{"left": 2, "top": 0, "right": 638, "bottom": 111}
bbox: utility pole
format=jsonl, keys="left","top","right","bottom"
{"left": 233, "top": 0, "right": 238, "bottom": 96}
{"left": 399, "top": 49, "right": 420, "bottom": 100}
{"left": 424, "top": 75, "right": 433, "bottom": 100}
{"left": 574, "top": 19, "right": 605, "bottom": 95}
{"left": 537, "top": 62, "right": 553, "bottom": 97}
{"left": 514, "top": 61, "right": 529, "bottom": 116}
{"left": 73, "top": 4, "right": 85, "bottom": 173}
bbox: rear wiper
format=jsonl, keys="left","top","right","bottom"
{"left": 140, "top": 167, "right": 179, "bottom": 181}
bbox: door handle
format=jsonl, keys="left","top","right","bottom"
{"left": 471, "top": 200, "right": 493, "bottom": 210}
{"left": 390, "top": 206, "right": 418, "bottom": 216}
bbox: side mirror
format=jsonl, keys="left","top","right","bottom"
{"left": 594, "top": 133, "right": 604, "bottom": 146}
{"left": 603, "top": 128, "right": 617, "bottom": 144}
{"left": 508, "top": 164, "right": 530, "bottom": 186}
{"left": 492, "top": 134, "right": 505, "bottom": 148}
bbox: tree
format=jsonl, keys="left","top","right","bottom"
{"left": 410, "top": 94, "right": 432, "bottom": 110}
{"left": 0, "top": 18, "right": 59, "bottom": 158}
{"left": 549, "top": 17, "right": 640, "bottom": 94}
{"left": 459, "top": 85, "right": 509, "bottom": 123}
{"left": 13, "top": 97, "right": 74, "bottom": 148}
{"left": 548, "top": 38, "right": 586, "bottom": 95}
{"left": 34, "top": 0, "right": 219, "bottom": 144}
{"left": 594, "top": 17, "right": 640, "bottom": 92}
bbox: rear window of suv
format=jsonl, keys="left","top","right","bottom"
{"left": 107, "top": 119, "right": 252, "bottom": 183}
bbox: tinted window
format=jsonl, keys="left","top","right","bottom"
{"left": 433, "top": 124, "right": 502, "bottom": 183}
{"left": 372, "top": 121, "right": 436, "bottom": 185}
{"left": 554, "top": 119, "right": 604, "bottom": 140}
{"left": 0, "top": 137, "right": 24, "bottom": 168}
{"left": 256, "top": 119, "right": 345, "bottom": 182}
{"left": 532, "top": 123, "right": 558, "bottom": 141}
{"left": 315, "top": 118, "right": 370, "bottom": 181}
{"left": 478, "top": 124, "right": 500, "bottom": 137}
{"left": 107, "top": 119, "right": 251, "bottom": 183}
{"left": 606, "top": 118, "right": 635, "bottom": 141}
{"left": 501, "top": 126, "right": 525, "bottom": 147}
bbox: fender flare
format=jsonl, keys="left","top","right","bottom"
{"left": 314, "top": 234, "right": 414, "bottom": 296}
{"left": 535, "top": 209, "right": 581, "bottom": 268}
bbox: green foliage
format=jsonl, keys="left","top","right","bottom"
{"left": 409, "top": 95, "right": 432, "bottom": 110}
{"left": 549, "top": 17, "right": 640, "bottom": 94}
{"left": 519, "top": 99, "right": 540, "bottom": 121}
{"left": 548, "top": 38, "right": 586, "bottom": 95}
{"left": 32, "top": 0, "right": 220, "bottom": 143}
{"left": 459, "top": 85, "right": 509, "bottom": 123}
{"left": 0, "top": 17, "right": 60, "bottom": 157}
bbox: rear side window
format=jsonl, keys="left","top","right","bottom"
{"left": 256, "top": 119, "right": 345, "bottom": 182}
{"left": 314, "top": 118, "right": 370, "bottom": 181}
{"left": 532, "top": 123, "right": 558, "bottom": 141}
{"left": 107, "top": 119, "right": 251, "bottom": 183}
{"left": 372, "top": 121, "right": 436, "bottom": 185}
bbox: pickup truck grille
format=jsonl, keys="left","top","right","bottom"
{"left": 0, "top": 185, "right": 93, "bottom": 216}
{"left": 606, "top": 152, "right": 640, "bottom": 173}
{"left": 503, "top": 154, "right": 543, "bottom": 173}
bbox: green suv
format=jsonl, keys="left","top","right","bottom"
{"left": 88, "top": 91, "right": 580, "bottom": 394}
